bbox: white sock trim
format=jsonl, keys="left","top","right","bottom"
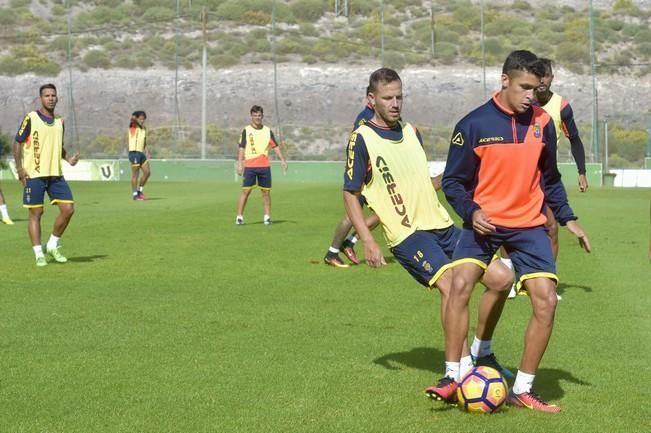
{"left": 512, "top": 370, "right": 536, "bottom": 394}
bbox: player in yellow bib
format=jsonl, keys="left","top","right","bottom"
{"left": 344, "top": 68, "right": 515, "bottom": 395}
{"left": 13, "top": 83, "right": 79, "bottom": 267}
{"left": 235, "top": 105, "right": 287, "bottom": 225}
{"left": 128, "top": 110, "right": 150, "bottom": 201}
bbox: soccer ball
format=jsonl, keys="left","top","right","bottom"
{"left": 457, "top": 366, "right": 508, "bottom": 414}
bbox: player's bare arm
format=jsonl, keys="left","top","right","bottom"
{"left": 13, "top": 141, "right": 27, "bottom": 186}
{"left": 565, "top": 220, "right": 591, "bottom": 253}
{"left": 343, "top": 190, "right": 385, "bottom": 268}
{"left": 236, "top": 148, "right": 244, "bottom": 176}
{"left": 273, "top": 146, "right": 288, "bottom": 172}
{"left": 430, "top": 174, "right": 442, "bottom": 191}
{"left": 62, "top": 148, "right": 80, "bottom": 166}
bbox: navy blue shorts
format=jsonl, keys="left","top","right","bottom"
{"left": 23, "top": 176, "right": 74, "bottom": 208}
{"left": 452, "top": 226, "right": 557, "bottom": 286}
{"left": 390, "top": 226, "right": 460, "bottom": 287}
{"left": 129, "top": 151, "right": 148, "bottom": 167}
{"left": 242, "top": 167, "right": 272, "bottom": 190}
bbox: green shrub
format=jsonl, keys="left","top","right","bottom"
{"left": 210, "top": 53, "right": 240, "bottom": 69}
{"left": 0, "top": 7, "right": 16, "bottom": 25}
{"left": 216, "top": 1, "right": 246, "bottom": 21}
{"left": 512, "top": 0, "right": 532, "bottom": 11}
{"left": 0, "top": 45, "right": 61, "bottom": 76}
{"left": 142, "top": 6, "right": 175, "bottom": 21}
{"left": 435, "top": 42, "right": 458, "bottom": 64}
{"left": 242, "top": 10, "right": 270, "bottom": 25}
{"left": 114, "top": 55, "right": 137, "bottom": 69}
{"left": 382, "top": 51, "right": 406, "bottom": 71}
{"left": 83, "top": 49, "right": 111, "bottom": 69}
{"left": 349, "top": 1, "right": 375, "bottom": 17}
{"left": 9, "top": 0, "right": 30, "bottom": 7}
{"left": 634, "top": 28, "right": 651, "bottom": 44}
{"left": 290, "top": 0, "right": 328, "bottom": 22}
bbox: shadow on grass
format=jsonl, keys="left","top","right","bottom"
{"left": 374, "top": 347, "right": 445, "bottom": 374}
{"left": 373, "top": 347, "right": 591, "bottom": 400}
{"left": 245, "top": 220, "right": 296, "bottom": 225}
{"left": 137, "top": 197, "right": 164, "bottom": 201}
{"left": 557, "top": 282, "right": 593, "bottom": 295}
{"left": 67, "top": 254, "right": 109, "bottom": 263}
{"left": 3, "top": 217, "right": 25, "bottom": 223}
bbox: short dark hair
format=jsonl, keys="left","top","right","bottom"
{"left": 539, "top": 58, "right": 553, "bottom": 76}
{"left": 129, "top": 110, "right": 147, "bottom": 128}
{"left": 368, "top": 68, "right": 401, "bottom": 93}
{"left": 39, "top": 83, "right": 57, "bottom": 96}
{"left": 250, "top": 105, "right": 263, "bottom": 115}
{"left": 502, "top": 50, "right": 545, "bottom": 78}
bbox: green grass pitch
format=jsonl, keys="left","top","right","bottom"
{"left": 0, "top": 180, "right": 649, "bottom": 433}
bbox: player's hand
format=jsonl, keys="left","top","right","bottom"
{"left": 363, "top": 239, "right": 386, "bottom": 268}
{"left": 236, "top": 162, "right": 243, "bottom": 176}
{"left": 566, "top": 220, "right": 591, "bottom": 253}
{"left": 67, "top": 154, "right": 80, "bottom": 166}
{"left": 471, "top": 209, "right": 496, "bottom": 235}
{"left": 281, "top": 160, "right": 288, "bottom": 174}
{"left": 578, "top": 174, "right": 588, "bottom": 192}
{"left": 17, "top": 168, "right": 27, "bottom": 186}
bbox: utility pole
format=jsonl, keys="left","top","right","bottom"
{"left": 272, "top": 0, "right": 282, "bottom": 145}
{"left": 480, "top": 0, "right": 487, "bottom": 100}
{"left": 65, "top": 0, "right": 79, "bottom": 152}
{"left": 589, "top": 0, "right": 599, "bottom": 162}
{"left": 201, "top": 7, "right": 207, "bottom": 160}
{"left": 380, "top": 0, "right": 385, "bottom": 66}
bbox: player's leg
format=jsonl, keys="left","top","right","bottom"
{"left": 261, "top": 189, "right": 271, "bottom": 224}
{"left": 27, "top": 207, "right": 45, "bottom": 265}
{"left": 473, "top": 260, "right": 514, "bottom": 379}
{"left": 236, "top": 188, "right": 252, "bottom": 224}
{"left": 0, "top": 188, "right": 14, "bottom": 224}
{"left": 506, "top": 277, "right": 560, "bottom": 412}
{"left": 429, "top": 227, "right": 496, "bottom": 402}
{"left": 505, "top": 227, "right": 561, "bottom": 412}
{"left": 130, "top": 163, "right": 140, "bottom": 200}
{"left": 46, "top": 178, "right": 75, "bottom": 263}
{"left": 137, "top": 160, "right": 151, "bottom": 199}
{"left": 258, "top": 167, "right": 272, "bottom": 224}
{"left": 324, "top": 214, "right": 353, "bottom": 267}
{"left": 236, "top": 168, "right": 256, "bottom": 224}
{"left": 23, "top": 178, "right": 46, "bottom": 266}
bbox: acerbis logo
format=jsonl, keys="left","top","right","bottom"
{"left": 375, "top": 155, "right": 411, "bottom": 228}
{"left": 478, "top": 136, "right": 504, "bottom": 144}
{"left": 346, "top": 132, "right": 357, "bottom": 180}
{"left": 451, "top": 132, "right": 464, "bottom": 146}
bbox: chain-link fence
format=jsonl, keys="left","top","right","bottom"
{"left": 0, "top": 0, "right": 649, "bottom": 167}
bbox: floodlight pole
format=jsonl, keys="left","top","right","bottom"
{"left": 589, "top": 0, "right": 599, "bottom": 162}
{"left": 272, "top": 0, "right": 282, "bottom": 144}
{"left": 174, "top": 0, "right": 181, "bottom": 150}
{"left": 64, "top": 0, "right": 78, "bottom": 152}
{"left": 430, "top": 2, "right": 435, "bottom": 57}
{"left": 380, "top": 0, "right": 385, "bottom": 66}
{"left": 480, "top": 0, "right": 487, "bottom": 100}
{"left": 201, "top": 7, "right": 207, "bottom": 160}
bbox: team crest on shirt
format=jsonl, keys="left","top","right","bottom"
{"left": 451, "top": 132, "right": 464, "bottom": 146}
{"left": 533, "top": 123, "right": 541, "bottom": 138}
